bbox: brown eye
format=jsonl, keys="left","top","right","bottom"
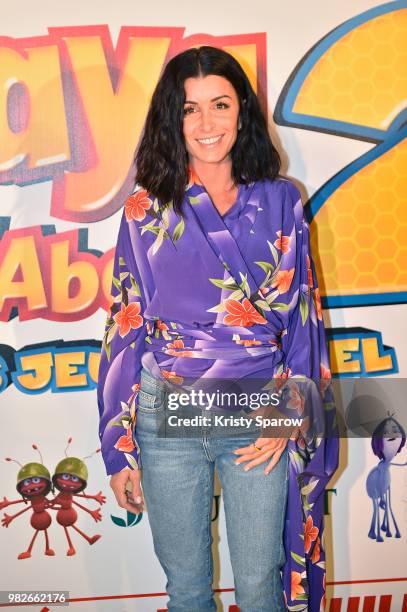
{"left": 215, "top": 101, "right": 229, "bottom": 109}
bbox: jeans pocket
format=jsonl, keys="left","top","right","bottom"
{"left": 137, "top": 383, "right": 166, "bottom": 414}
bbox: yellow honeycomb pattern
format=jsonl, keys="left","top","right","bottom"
{"left": 291, "top": 6, "right": 407, "bottom": 296}
{"left": 293, "top": 9, "right": 407, "bottom": 129}
{"left": 311, "top": 138, "right": 407, "bottom": 295}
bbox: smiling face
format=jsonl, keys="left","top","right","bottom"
{"left": 182, "top": 74, "right": 240, "bottom": 168}
{"left": 381, "top": 420, "right": 404, "bottom": 461}
{"left": 19, "top": 477, "right": 49, "bottom": 497}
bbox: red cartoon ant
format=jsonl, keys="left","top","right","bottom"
{"left": 48, "top": 437, "right": 106, "bottom": 556}
{"left": 0, "top": 445, "right": 55, "bottom": 559}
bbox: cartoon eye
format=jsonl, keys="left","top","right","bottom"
{"left": 71, "top": 475, "right": 79, "bottom": 482}
{"left": 23, "top": 479, "right": 31, "bottom": 485}
{"left": 62, "top": 474, "right": 70, "bottom": 480}
{"left": 32, "top": 477, "right": 41, "bottom": 484}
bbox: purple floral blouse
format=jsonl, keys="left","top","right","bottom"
{"left": 97, "top": 172, "right": 338, "bottom": 611}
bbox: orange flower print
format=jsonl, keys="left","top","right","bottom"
{"left": 274, "top": 367, "right": 292, "bottom": 392}
{"left": 286, "top": 382, "right": 305, "bottom": 416}
{"left": 314, "top": 288, "right": 323, "bottom": 321}
{"left": 156, "top": 320, "right": 169, "bottom": 331}
{"left": 235, "top": 338, "right": 262, "bottom": 347}
{"left": 274, "top": 230, "right": 291, "bottom": 253}
{"left": 165, "top": 339, "right": 194, "bottom": 357}
{"left": 291, "top": 571, "right": 305, "bottom": 600}
{"left": 310, "top": 537, "right": 321, "bottom": 564}
{"left": 187, "top": 164, "right": 203, "bottom": 187}
{"left": 270, "top": 268, "right": 295, "bottom": 294}
{"left": 304, "top": 515, "right": 319, "bottom": 554}
{"left": 113, "top": 302, "right": 143, "bottom": 338}
{"left": 125, "top": 189, "right": 152, "bottom": 222}
{"left": 306, "top": 255, "right": 314, "bottom": 290}
{"left": 223, "top": 298, "right": 267, "bottom": 327}
{"left": 114, "top": 426, "right": 135, "bottom": 452}
{"left": 320, "top": 363, "right": 332, "bottom": 395}
{"left": 127, "top": 383, "right": 140, "bottom": 404}
{"left": 162, "top": 370, "right": 184, "bottom": 385}
{"left": 259, "top": 287, "right": 270, "bottom": 296}
{"left": 296, "top": 434, "right": 306, "bottom": 450}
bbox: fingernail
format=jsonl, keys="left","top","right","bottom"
{"left": 244, "top": 466, "right": 249, "bottom": 472}
{"left": 135, "top": 496, "right": 142, "bottom": 504}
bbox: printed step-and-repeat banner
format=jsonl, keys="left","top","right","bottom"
{"left": 1, "top": 0, "right": 406, "bottom": 610}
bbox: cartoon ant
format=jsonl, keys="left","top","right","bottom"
{"left": 366, "top": 414, "right": 406, "bottom": 542}
{"left": 48, "top": 438, "right": 106, "bottom": 556}
{"left": 0, "top": 444, "right": 55, "bottom": 559}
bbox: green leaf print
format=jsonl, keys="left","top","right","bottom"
{"left": 112, "top": 276, "right": 121, "bottom": 291}
{"left": 255, "top": 260, "right": 275, "bottom": 275}
{"left": 130, "top": 275, "right": 141, "bottom": 297}
{"left": 125, "top": 453, "right": 138, "bottom": 470}
{"left": 300, "top": 479, "right": 319, "bottom": 497}
{"left": 267, "top": 240, "right": 279, "bottom": 266}
{"left": 269, "top": 302, "right": 290, "bottom": 311}
{"left": 152, "top": 227, "right": 165, "bottom": 255}
{"left": 172, "top": 217, "right": 185, "bottom": 243}
{"left": 209, "top": 277, "right": 240, "bottom": 291}
{"left": 254, "top": 299, "right": 271, "bottom": 311}
{"left": 291, "top": 551, "right": 306, "bottom": 567}
{"left": 265, "top": 289, "right": 280, "bottom": 304}
{"left": 206, "top": 303, "right": 227, "bottom": 313}
{"left": 239, "top": 272, "right": 251, "bottom": 297}
{"left": 299, "top": 292, "right": 309, "bottom": 325}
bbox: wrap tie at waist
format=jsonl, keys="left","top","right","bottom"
{"left": 145, "top": 318, "right": 282, "bottom": 359}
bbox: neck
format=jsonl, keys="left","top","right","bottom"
{"left": 190, "top": 158, "right": 235, "bottom": 193}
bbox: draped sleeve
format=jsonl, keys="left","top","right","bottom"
{"left": 276, "top": 180, "right": 330, "bottom": 381}
{"left": 274, "top": 181, "right": 338, "bottom": 612}
{"left": 97, "top": 203, "right": 150, "bottom": 476}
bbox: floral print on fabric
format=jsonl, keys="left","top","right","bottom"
{"left": 97, "top": 176, "right": 338, "bottom": 610}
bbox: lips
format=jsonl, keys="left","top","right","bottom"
{"left": 196, "top": 134, "right": 223, "bottom": 145}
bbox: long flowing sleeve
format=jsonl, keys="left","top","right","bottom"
{"left": 277, "top": 181, "right": 330, "bottom": 381}
{"left": 274, "top": 181, "right": 338, "bottom": 611}
{"left": 97, "top": 207, "right": 148, "bottom": 476}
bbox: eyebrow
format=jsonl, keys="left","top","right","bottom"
{"left": 184, "top": 95, "right": 232, "bottom": 104}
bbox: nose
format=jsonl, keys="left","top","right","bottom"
{"left": 199, "top": 107, "right": 214, "bottom": 132}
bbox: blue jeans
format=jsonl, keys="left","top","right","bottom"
{"left": 135, "top": 368, "right": 288, "bottom": 612}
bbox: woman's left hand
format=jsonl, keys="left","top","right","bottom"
{"left": 233, "top": 405, "right": 300, "bottom": 474}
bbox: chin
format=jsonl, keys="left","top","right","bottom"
{"left": 192, "top": 150, "right": 230, "bottom": 165}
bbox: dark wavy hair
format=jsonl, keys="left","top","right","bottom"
{"left": 135, "top": 45, "right": 281, "bottom": 217}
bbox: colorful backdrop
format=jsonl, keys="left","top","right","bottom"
{"left": 1, "top": 0, "right": 406, "bottom": 610}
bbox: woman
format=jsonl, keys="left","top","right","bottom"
{"left": 97, "top": 46, "right": 338, "bottom": 611}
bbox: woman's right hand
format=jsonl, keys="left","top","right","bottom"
{"left": 110, "top": 467, "right": 145, "bottom": 513}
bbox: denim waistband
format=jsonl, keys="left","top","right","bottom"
{"left": 140, "top": 367, "right": 167, "bottom": 396}
{"left": 140, "top": 367, "right": 259, "bottom": 415}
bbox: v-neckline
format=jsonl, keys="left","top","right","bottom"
{"left": 218, "top": 184, "right": 242, "bottom": 219}
{"left": 186, "top": 165, "right": 242, "bottom": 220}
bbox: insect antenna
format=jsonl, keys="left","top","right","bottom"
{"left": 83, "top": 448, "right": 101, "bottom": 460}
{"left": 32, "top": 444, "right": 44, "bottom": 464}
{"left": 5, "top": 457, "right": 23, "bottom": 467}
{"left": 65, "top": 437, "right": 73, "bottom": 457}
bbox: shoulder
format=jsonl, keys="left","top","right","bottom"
{"left": 259, "top": 176, "right": 302, "bottom": 203}
{"left": 257, "top": 177, "right": 304, "bottom": 232}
